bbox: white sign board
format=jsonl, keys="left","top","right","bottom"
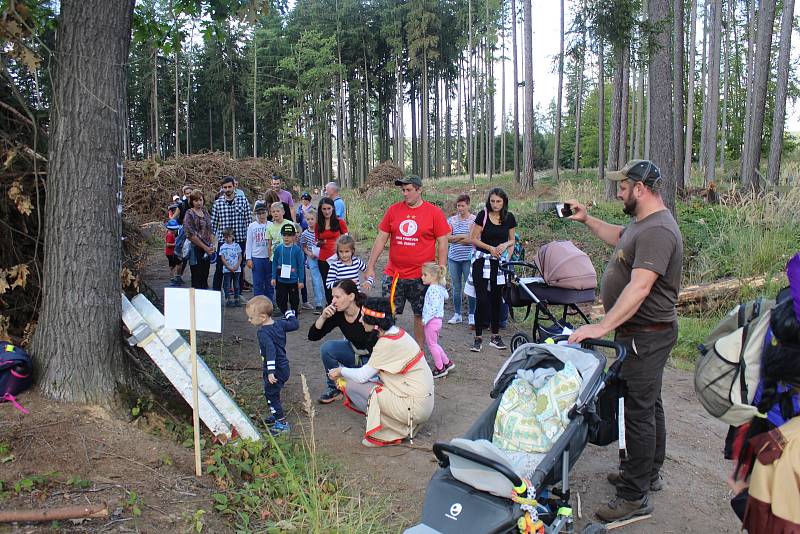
{"left": 164, "top": 288, "right": 222, "bottom": 333}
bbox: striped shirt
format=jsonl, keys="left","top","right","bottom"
{"left": 299, "top": 229, "right": 315, "bottom": 254}
{"left": 325, "top": 256, "right": 368, "bottom": 289}
{"left": 448, "top": 213, "right": 476, "bottom": 262}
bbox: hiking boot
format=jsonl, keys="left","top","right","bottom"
{"left": 607, "top": 472, "right": 664, "bottom": 492}
{"left": 318, "top": 388, "right": 343, "bottom": 404}
{"left": 269, "top": 420, "right": 290, "bottom": 436}
{"left": 447, "top": 314, "right": 463, "bottom": 325}
{"left": 595, "top": 495, "right": 653, "bottom": 523}
{"left": 489, "top": 335, "right": 507, "bottom": 350}
{"left": 432, "top": 366, "right": 449, "bottom": 378}
{"left": 470, "top": 337, "right": 482, "bottom": 352}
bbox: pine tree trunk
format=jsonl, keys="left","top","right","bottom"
{"left": 252, "top": 40, "right": 257, "bottom": 158}
{"left": 740, "top": 0, "right": 776, "bottom": 193}
{"left": 411, "top": 80, "right": 418, "bottom": 176}
{"left": 446, "top": 80, "right": 452, "bottom": 176}
{"left": 511, "top": 0, "right": 520, "bottom": 182}
{"left": 698, "top": 0, "right": 709, "bottom": 170}
{"left": 457, "top": 59, "right": 464, "bottom": 174}
{"left": 672, "top": 0, "right": 685, "bottom": 189}
{"left": 395, "top": 55, "right": 404, "bottom": 171}
{"left": 683, "top": 0, "right": 698, "bottom": 183}
{"left": 741, "top": 0, "right": 756, "bottom": 173}
{"left": 522, "top": 0, "right": 535, "bottom": 189}
{"left": 598, "top": 43, "right": 605, "bottom": 183}
{"left": 606, "top": 45, "right": 623, "bottom": 177}
{"left": 574, "top": 47, "right": 584, "bottom": 172}
{"left": 634, "top": 51, "right": 645, "bottom": 158}
{"left": 174, "top": 45, "right": 180, "bottom": 156}
{"left": 501, "top": 24, "right": 506, "bottom": 175}
{"left": 421, "top": 52, "right": 429, "bottom": 180}
{"left": 720, "top": 0, "right": 732, "bottom": 173}
{"left": 152, "top": 48, "right": 160, "bottom": 159}
{"left": 34, "top": 0, "right": 135, "bottom": 405}
{"left": 553, "top": 0, "right": 565, "bottom": 179}
{"left": 648, "top": 0, "right": 677, "bottom": 213}
{"left": 619, "top": 48, "right": 630, "bottom": 166}
{"left": 703, "top": 0, "right": 722, "bottom": 186}
{"left": 767, "top": 0, "right": 793, "bottom": 186}
{"left": 486, "top": 42, "right": 494, "bottom": 181}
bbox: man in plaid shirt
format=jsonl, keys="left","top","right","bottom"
{"left": 211, "top": 176, "right": 252, "bottom": 292}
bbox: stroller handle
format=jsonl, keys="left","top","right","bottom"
{"left": 547, "top": 335, "right": 627, "bottom": 363}
{"left": 498, "top": 260, "right": 538, "bottom": 273}
{"left": 432, "top": 442, "right": 526, "bottom": 491}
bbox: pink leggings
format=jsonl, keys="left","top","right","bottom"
{"left": 424, "top": 318, "right": 450, "bottom": 370}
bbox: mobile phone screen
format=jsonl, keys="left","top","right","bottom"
{"left": 555, "top": 203, "right": 572, "bottom": 218}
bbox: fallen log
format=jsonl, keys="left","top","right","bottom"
{"left": 589, "top": 275, "right": 772, "bottom": 318}
{"left": 0, "top": 502, "right": 108, "bottom": 523}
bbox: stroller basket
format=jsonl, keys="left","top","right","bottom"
{"left": 406, "top": 338, "right": 626, "bottom": 534}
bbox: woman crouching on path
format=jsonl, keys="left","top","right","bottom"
{"left": 327, "top": 297, "right": 434, "bottom": 447}
{"left": 309, "top": 280, "right": 378, "bottom": 404}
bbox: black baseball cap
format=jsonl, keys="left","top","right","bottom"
{"left": 301, "top": 191, "right": 312, "bottom": 200}
{"left": 607, "top": 159, "right": 662, "bottom": 187}
{"left": 280, "top": 223, "right": 297, "bottom": 236}
{"left": 395, "top": 175, "right": 423, "bottom": 187}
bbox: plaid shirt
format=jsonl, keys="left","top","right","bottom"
{"left": 210, "top": 194, "right": 251, "bottom": 242}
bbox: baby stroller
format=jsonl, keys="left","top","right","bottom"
{"left": 501, "top": 241, "right": 597, "bottom": 352}
{"left": 404, "top": 337, "right": 626, "bottom": 534}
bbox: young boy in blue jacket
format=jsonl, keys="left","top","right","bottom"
{"left": 245, "top": 296, "right": 299, "bottom": 435}
{"left": 271, "top": 222, "right": 305, "bottom": 314}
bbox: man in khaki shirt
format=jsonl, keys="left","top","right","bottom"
{"left": 567, "top": 160, "right": 683, "bottom": 523}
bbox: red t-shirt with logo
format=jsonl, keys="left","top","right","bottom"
{"left": 315, "top": 218, "right": 348, "bottom": 261}
{"left": 379, "top": 200, "right": 450, "bottom": 279}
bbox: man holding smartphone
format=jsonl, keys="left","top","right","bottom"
{"left": 565, "top": 159, "right": 683, "bottom": 523}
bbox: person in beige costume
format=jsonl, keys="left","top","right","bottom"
{"left": 328, "top": 296, "right": 435, "bottom": 447}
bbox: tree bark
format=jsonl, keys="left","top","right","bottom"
{"left": 767, "top": 0, "right": 793, "bottom": 186}
{"left": 740, "top": 0, "right": 776, "bottom": 193}
{"left": 501, "top": 23, "right": 506, "bottom": 175}
{"left": 619, "top": 49, "right": 630, "bottom": 166}
{"left": 672, "top": 0, "right": 685, "bottom": 189}
{"left": 605, "top": 45, "right": 623, "bottom": 198}
{"left": 252, "top": 39, "right": 257, "bottom": 158}
{"left": 573, "top": 45, "right": 584, "bottom": 173}
{"left": 598, "top": 42, "right": 605, "bottom": 183}
{"left": 174, "top": 44, "right": 180, "bottom": 156}
{"left": 522, "top": 0, "right": 535, "bottom": 189}
{"left": 421, "top": 51, "right": 429, "bottom": 180}
{"left": 698, "top": 0, "right": 709, "bottom": 170}
{"left": 34, "top": 0, "right": 135, "bottom": 405}
{"left": 703, "top": 0, "right": 722, "bottom": 186}
{"left": 648, "top": 0, "right": 676, "bottom": 213}
{"left": 411, "top": 80, "right": 418, "bottom": 175}
{"left": 553, "top": 0, "right": 565, "bottom": 180}
{"left": 683, "top": 0, "right": 698, "bottom": 183}
{"left": 720, "top": 0, "right": 732, "bottom": 173}
{"left": 510, "top": 0, "right": 520, "bottom": 182}
{"left": 741, "top": 0, "right": 756, "bottom": 172}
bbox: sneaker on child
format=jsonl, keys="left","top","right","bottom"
{"left": 470, "top": 337, "right": 482, "bottom": 352}
{"left": 447, "top": 314, "right": 462, "bottom": 324}
{"left": 468, "top": 314, "right": 475, "bottom": 326}
{"left": 269, "top": 420, "right": 290, "bottom": 436}
{"left": 489, "top": 335, "right": 507, "bottom": 350}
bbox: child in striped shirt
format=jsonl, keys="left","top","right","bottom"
{"left": 299, "top": 209, "right": 326, "bottom": 313}
{"left": 325, "top": 235, "right": 372, "bottom": 290}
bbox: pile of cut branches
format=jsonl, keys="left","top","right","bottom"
{"left": 123, "top": 153, "right": 287, "bottom": 225}
{"left": 360, "top": 160, "right": 403, "bottom": 193}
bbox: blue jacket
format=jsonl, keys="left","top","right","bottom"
{"left": 258, "top": 311, "right": 300, "bottom": 377}
{"left": 272, "top": 243, "right": 306, "bottom": 284}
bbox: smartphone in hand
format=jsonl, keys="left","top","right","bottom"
{"left": 555, "top": 203, "right": 572, "bottom": 218}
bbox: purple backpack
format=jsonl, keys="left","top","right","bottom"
{"left": 0, "top": 341, "right": 32, "bottom": 413}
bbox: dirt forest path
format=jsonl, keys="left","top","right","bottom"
{"left": 144, "top": 255, "right": 741, "bottom": 533}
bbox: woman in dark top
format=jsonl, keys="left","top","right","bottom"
{"left": 309, "top": 279, "right": 378, "bottom": 404}
{"left": 469, "top": 187, "right": 516, "bottom": 353}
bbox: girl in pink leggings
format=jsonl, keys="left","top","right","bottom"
{"left": 421, "top": 262, "right": 454, "bottom": 378}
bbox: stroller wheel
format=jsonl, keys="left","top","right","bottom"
{"left": 581, "top": 523, "right": 609, "bottom": 534}
{"left": 510, "top": 332, "right": 533, "bottom": 351}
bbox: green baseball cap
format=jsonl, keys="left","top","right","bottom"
{"left": 607, "top": 159, "right": 662, "bottom": 186}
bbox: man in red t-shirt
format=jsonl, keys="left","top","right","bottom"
{"left": 364, "top": 175, "right": 450, "bottom": 348}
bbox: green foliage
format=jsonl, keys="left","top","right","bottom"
{"left": 205, "top": 437, "right": 390, "bottom": 533}
{"left": 126, "top": 489, "right": 143, "bottom": 518}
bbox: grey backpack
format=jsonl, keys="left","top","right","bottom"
{"left": 694, "top": 298, "right": 774, "bottom": 426}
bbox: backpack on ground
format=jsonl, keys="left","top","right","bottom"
{"left": 1, "top": 341, "right": 33, "bottom": 411}
{"left": 694, "top": 298, "right": 774, "bottom": 426}
{"left": 534, "top": 240, "right": 597, "bottom": 290}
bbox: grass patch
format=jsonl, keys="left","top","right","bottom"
{"left": 670, "top": 315, "right": 723, "bottom": 370}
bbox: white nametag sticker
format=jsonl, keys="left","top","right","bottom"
{"left": 280, "top": 264, "right": 291, "bottom": 279}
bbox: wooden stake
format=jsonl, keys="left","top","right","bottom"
{"left": 0, "top": 503, "right": 108, "bottom": 523}
{"left": 606, "top": 514, "right": 652, "bottom": 530}
{"left": 189, "top": 288, "right": 202, "bottom": 476}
